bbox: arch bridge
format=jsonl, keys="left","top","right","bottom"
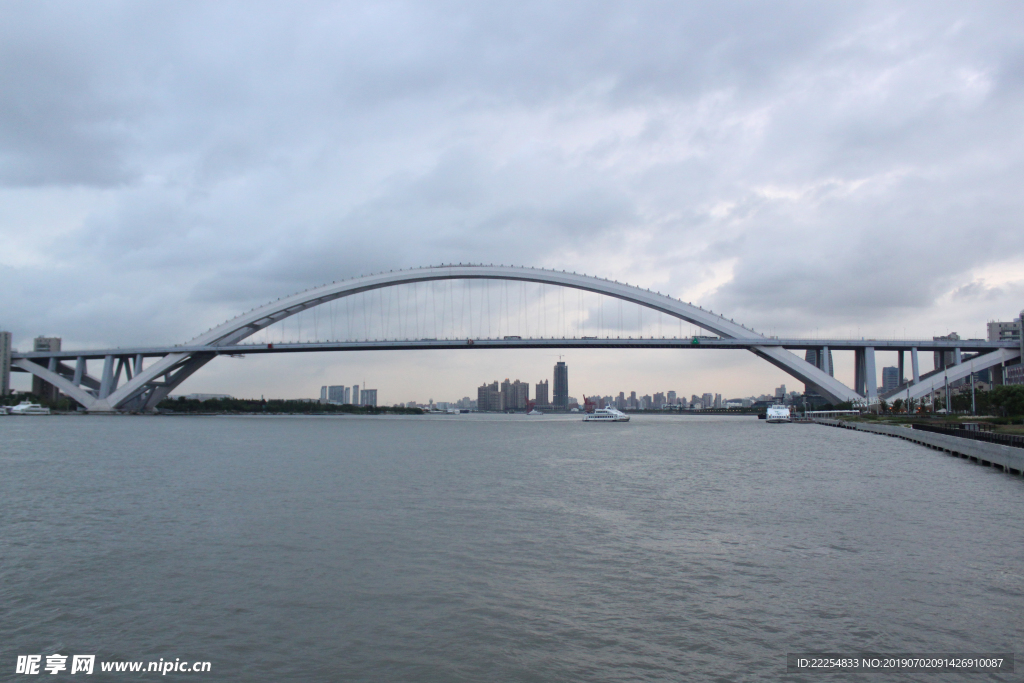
{"left": 10, "top": 265, "right": 1019, "bottom": 412}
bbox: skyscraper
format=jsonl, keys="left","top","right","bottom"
{"left": 360, "top": 389, "right": 377, "bottom": 407}
{"left": 328, "top": 385, "right": 346, "bottom": 403}
{"left": 32, "top": 336, "right": 61, "bottom": 402}
{"left": 352, "top": 384, "right": 360, "bottom": 406}
{"left": 553, "top": 361, "right": 568, "bottom": 410}
{"left": 881, "top": 367, "right": 900, "bottom": 393}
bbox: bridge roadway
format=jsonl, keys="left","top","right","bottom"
{"left": 12, "top": 336, "right": 1017, "bottom": 360}
{"left": 8, "top": 264, "right": 1021, "bottom": 411}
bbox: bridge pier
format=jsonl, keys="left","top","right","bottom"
{"left": 898, "top": 350, "right": 904, "bottom": 385}
{"left": 911, "top": 347, "right": 920, "bottom": 384}
{"left": 99, "top": 355, "right": 115, "bottom": 399}
{"left": 854, "top": 348, "right": 865, "bottom": 396}
{"left": 864, "top": 347, "right": 877, "bottom": 402}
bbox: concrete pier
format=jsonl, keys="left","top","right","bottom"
{"left": 816, "top": 419, "right": 1024, "bottom": 476}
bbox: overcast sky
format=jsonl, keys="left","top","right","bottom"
{"left": 2, "top": 1, "right": 1023, "bottom": 402}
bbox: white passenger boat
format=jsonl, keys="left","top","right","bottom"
{"left": 583, "top": 406, "right": 630, "bottom": 422}
{"left": 10, "top": 402, "right": 51, "bottom": 415}
{"left": 765, "top": 404, "right": 791, "bottom": 423}
{"left": 528, "top": 409, "right": 542, "bottom": 415}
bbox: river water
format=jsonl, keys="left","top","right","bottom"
{"left": 1, "top": 414, "right": 1021, "bottom": 681}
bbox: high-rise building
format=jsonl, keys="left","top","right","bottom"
{"left": 616, "top": 392, "right": 626, "bottom": 410}
{"left": 1006, "top": 362, "right": 1024, "bottom": 386}
{"left": 653, "top": 392, "right": 666, "bottom": 408}
{"left": 499, "top": 379, "right": 513, "bottom": 410}
{"left": 0, "top": 330, "right": 11, "bottom": 396}
{"left": 774, "top": 385, "right": 786, "bottom": 400}
{"left": 667, "top": 390, "right": 676, "bottom": 406}
{"left": 326, "top": 385, "right": 347, "bottom": 403}
{"left": 352, "top": 385, "right": 360, "bottom": 406}
{"left": 553, "top": 361, "right": 568, "bottom": 409}
{"left": 988, "top": 317, "right": 1024, "bottom": 385}
{"left": 714, "top": 393, "right": 722, "bottom": 409}
{"left": 320, "top": 386, "right": 328, "bottom": 404}
{"left": 477, "top": 381, "right": 501, "bottom": 411}
{"left": 360, "top": 389, "right": 377, "bottom": 407}
{"left": 32, "top": 336, "right": 61, "bottom": 402}
{"left": 535, "top": 380, "right": 549, "bottom": 407}
{"left": 500, "top": 378, "right": 528, "bottom": 410}
{"left": 881, "top": 366, "right": 900, "bottom": 393}
{"left": 702, "top": 392, "right": 713, "bottom": 409}
{"left": 987, "top": 320, "right": 1021, "bottom": 343}
{"left": 513, "top": 380, "right": 529, "bottom": 410}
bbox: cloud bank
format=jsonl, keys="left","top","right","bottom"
{"left": 2, "top": 1, "right": 1022, "bottom": 399}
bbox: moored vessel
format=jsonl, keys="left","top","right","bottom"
{"left": 10, "top": 402, "right": 51, "bottom": 415}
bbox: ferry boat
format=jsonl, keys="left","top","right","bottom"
{"left": 528, "top": 409, "right": 543, "bottom": 415}
{"left": 583, "top": 406, "right": 630, "bottom": 422}
{"left": 765, "top": 404, "right": 791, "bottom": 423}
{"left": 10, "top": 402, "right": 51, "bottom": 415}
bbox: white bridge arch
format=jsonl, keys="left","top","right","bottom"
{"left": 15, "top": 264, "right": 868, "bottom": 411}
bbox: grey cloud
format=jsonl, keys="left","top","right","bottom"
{"left": 2, "top": 0, "right": 1024, "bottom": 386}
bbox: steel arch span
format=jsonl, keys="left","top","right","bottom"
{"left": 15, "top": 264, "right": 862, "bottom": 411}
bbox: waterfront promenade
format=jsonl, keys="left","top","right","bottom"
{"left": 815, "top": 419, "right": 1024, "bottom": 476}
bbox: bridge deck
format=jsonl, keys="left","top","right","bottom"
{"left": 11, "top": 337, "right": 1017, "bottom": 361}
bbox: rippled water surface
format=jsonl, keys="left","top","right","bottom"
{"left": 2, "top": 414, "right": 1022, "bottom": 681}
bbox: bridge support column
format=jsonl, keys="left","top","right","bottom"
{"left": 898, "top": 350, "right": 905, "bottom": 385}
{"left": 99, "top": 355, "right": 114, "bottom": 399}
{"left": 911, "top": 347, "right": 920, "bottom": 384}
{"left": 954, "top": 347, "right": 962, "bottom": 365}
{"left": 73, "top": 357, "right": 85, "bottom": 387}
{"left": 820, "top": 346, "right": 831, "bottom": 376}
{"left": 854, "top": 348, "right": 866, "bottom": 396}
{"left": 865, "top": 347, "right": 877, "bottom": 402}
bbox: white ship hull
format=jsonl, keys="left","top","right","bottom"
{"left": 583, "top": 408, "right": 630, "bottom": 422}
{"left": 10, "top": 402, "right": 51, "bottom": 415}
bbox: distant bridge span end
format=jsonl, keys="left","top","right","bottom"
{"left": 10, "top": 265, "right": 1019, "bottom": 411}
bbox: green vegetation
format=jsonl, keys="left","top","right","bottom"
{"left": 157, "top": 396, "right": 423, "bottom": 415}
